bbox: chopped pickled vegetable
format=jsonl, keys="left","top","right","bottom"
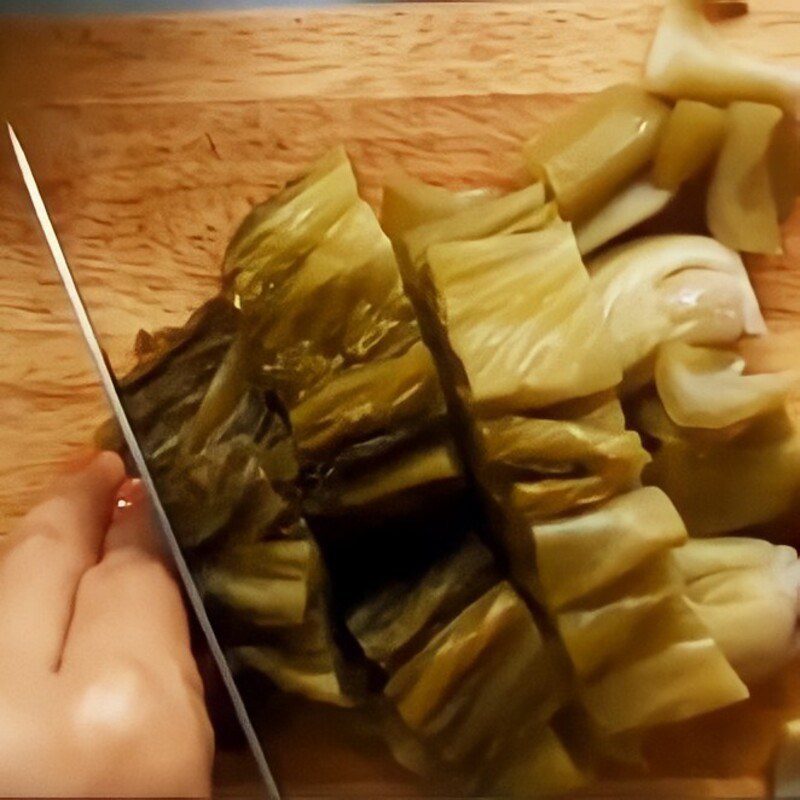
{"left": 483, "top": 398, "right": 649, "bottom": 521}
{"left": 348, "top": 536, "right": 498, "bottom": 672}
{"left": 381, "top": 167, "right": 497, "bottom": 240}
{"left": 424, "top": 225, "right": 621, "bottom": 413}
{"left": 399, "top": 183, "right": 551, "bottom": 292}
{"left": 646, "top": 0, "right": 800, "bottom": 109}
{"left": 224, "top": 151, "right": 472, "bottom": 552}
{"left": 108, "top": 298, "right": 352, "bottom": 706}
{"left": 201, "top": 539, "right": 312, "bottom": 628}
{"left": 654, "top": 341, "right": 797, "bottom": 429}
{"left": 589, "top": 235, "right": 765, "bottom": 381}
{"left": 523, "top": 85, "right": 669, "bottom": 220}
{"left": 579, "top": 593, "right": 748, "bottom": 733}
{"left": 534, "top": 487, "right": 686, "bottom": 612}
{"left": 384, "top": 582, "right": 569, "bottom": 788}
{"left": 534, "top": 486, "right": 748, "bottom": 731}
{"left": 223, "top": 146, "right": 359, "bottom": 304}
{"left": 575, "top": 178, "right": 675, "bottom": 256}
{"left": 635, "top": 397, "right": 800, "bottom": 536}
{"left": 707, "top": 101, "right": 784, "bottom": 255}
{"left": 653, "top": 99, "right": 726, "bottom": 190}
{"left": 673, "top": 537, "right": 800, "bottom": 684}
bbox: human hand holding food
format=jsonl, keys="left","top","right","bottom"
{"left": 0, "top": 452, "right": 214, "bottom": 797}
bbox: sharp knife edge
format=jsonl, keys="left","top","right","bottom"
{"left": 7, "top": 122, "right": 278, "bottom": 800}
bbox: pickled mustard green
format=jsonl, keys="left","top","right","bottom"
{"left": 523, "top": 85, "right": 669, "bottom": 220}
{"left": 653, "top": 99, "right": 726, "bottom": 189}
{"left": 707, "top": 101, "right": 784, "bottom": 254}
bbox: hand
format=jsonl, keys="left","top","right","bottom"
{"left": 0, "top": 452, "right": 214, "bottom": 797}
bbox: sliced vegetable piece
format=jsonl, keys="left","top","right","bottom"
{"left": 645, "top": 0, "right": 800, "bottom": 109}
{"left": 707, "top": 101, "right": 784, "bottom": 255}
{"left": 347, "top": 536, "right": 499, "bottom": 672}
{"left": 673, "top": 537, "right": 800, "bottom": 684}
{"left": 580, "top": 593, "right": 748, "bottom": 733}
{"left": 636, "top": 397, "right": 800, "bottom": 536}
{"left": 381, "top": 167, "right": 497, "bottom": 240}
{"left": 522, "top": 84, "right": 669, "bottom": 220}
{"left": 200, "top": 539, "right": 311, "bottom": 628}
{"left": 224, "top": 146, "right": 360, "bottom": 303}
{"left": 589, "top": 235, "right": 765, "bottom": 380}
{"left": 652, "top": 99, "right": 726, "bottom": 190}
{"left": 399, "top": 183, "right": 551, "bottom": 291}
{"left": 483, "top": 399, "right": 649, "bottom": 521}
{"left": 655, "top": 340, "right": 797, "bottom": 429}
{"left": 533, "top": 486, "right": 687, "bottom": 612}
{"left": 424, "top": 225, "right": 621, "bottom": 413}
{"left": 575, "top": 178, "right": 675, "bottom": 256}
{"left": 384, "top": 582, "right": 567, "bottom": 779}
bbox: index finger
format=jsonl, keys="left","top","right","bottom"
{"left": 0, "top": 451, "right": 126, "bottom": 674}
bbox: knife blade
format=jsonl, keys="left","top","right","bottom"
{"left": 7, "top": 122, "right": 279, "bottom": 800}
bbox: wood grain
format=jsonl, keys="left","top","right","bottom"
{"left": 1, "top": 2, "right": 799, "bottom": 795}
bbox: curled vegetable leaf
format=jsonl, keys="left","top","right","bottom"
{"left": 380, "top": 167, "right": 497, "bottom": 240}
{"left": 575, "top": 177, "right": 675, "bottom": 256}
{"left": 424, "top": 224, "right": 621, "bottom": 414}
{"left": 635, "top": 397, "right": 800, "bottom": 536}
{"left": 523, "top": 84, "right": 669, "bottom": 220}
{"left": 645, "top": 0, "right": 800, "bottom": 110}
{"left": 589, "top": 235, "right": 765, "bottom": 381}
{"left": 673, "top": 537, "right": 800, "bottom": 684}
{"left": 655, "top": 340, "right": 797, "bottom": 429}
{"left": 652, "top": 99, "right": 726, "bottom": 190}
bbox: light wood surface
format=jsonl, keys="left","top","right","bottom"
{"left": 1, "top": 2, "right": 800, "bottom": 796}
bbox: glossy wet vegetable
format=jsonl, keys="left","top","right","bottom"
{"left": 523, "top": 84, "right": 669, "bottom": 219}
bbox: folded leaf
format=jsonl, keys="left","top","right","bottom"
{"left": 589, "top": 235, "right": 765, "bottom": 380}
{"left": 674, "top": 537, "right": 800, "bottom": 684}
{"left": 645, "top": 0, "right": 800, "bottom": 109}
{"left": 655, "top": 340, "right": 797, "bottom": 429}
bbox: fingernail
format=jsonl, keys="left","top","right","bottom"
{"left": 114, "top": 478, "right": 145, "bottom": 518}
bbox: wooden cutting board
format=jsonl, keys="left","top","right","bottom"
{"left": 1, "top": 2, "right": 799, "bottom": 796}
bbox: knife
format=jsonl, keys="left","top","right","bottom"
{"left": 7, "top": 123, "right": 279, "bottom": 800}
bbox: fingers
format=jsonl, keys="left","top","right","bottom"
{"left": 0, "top": 451, "right": 125, "bottom": 674}
{"left": 61, "top": 482, "right": 200, "bottom": 692}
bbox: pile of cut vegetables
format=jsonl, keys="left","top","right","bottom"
{"left": 101, "top": 0, "right": 800, "bottom": 794}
